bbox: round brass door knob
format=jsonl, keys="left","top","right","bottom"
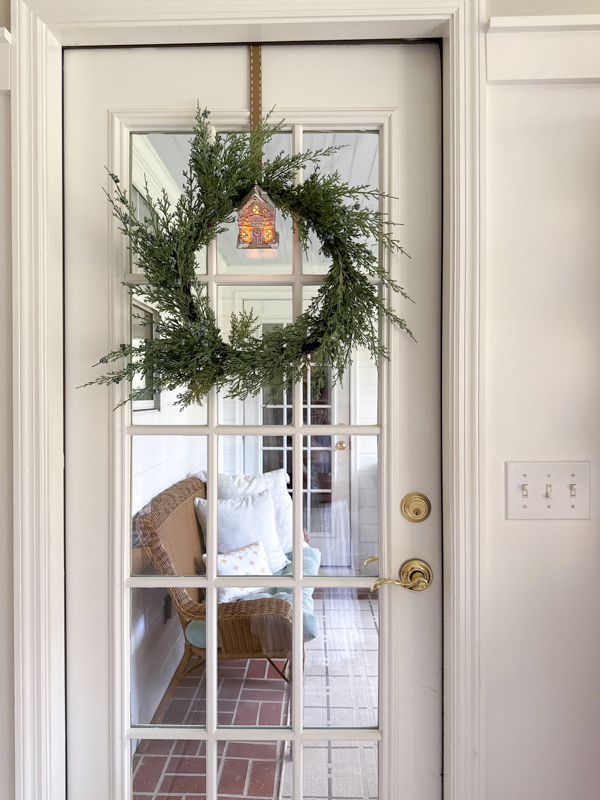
{"left": 401, "top": 492, "right": 431, "bottom": 523}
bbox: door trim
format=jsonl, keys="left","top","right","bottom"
{"left": 11, "top": 2, "right": 484, "bottom": 799}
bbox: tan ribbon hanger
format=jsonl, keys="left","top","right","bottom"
{"left": 249, "top": 44, "right": 262, "bottom": 132}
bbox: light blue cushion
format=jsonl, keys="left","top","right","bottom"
{"left": 186, "top": 546, "right": 321, "bottom": 649}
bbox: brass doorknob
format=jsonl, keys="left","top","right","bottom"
{"left": 370, "top": 559, "right": 433, "bottom": 593}
{"left": 401, "top": 492, "right": 431, "bottom": 522}
{"left": 329, "top": 440, "right": 348, "bottom": 452}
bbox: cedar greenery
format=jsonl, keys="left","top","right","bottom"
{"left": 87, "top": 108, "right": 412, "bottom": 408}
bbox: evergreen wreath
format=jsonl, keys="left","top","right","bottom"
{"left": 88, "top": 108, "right": 412, "bottom": 408}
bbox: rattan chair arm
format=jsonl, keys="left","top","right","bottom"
{"left": 218, "top": 597, "right": 293, "bottom": 659}
{"left": 217, "top": 596, "right": 293, "bottom": 622}
{"left": 176, "top": 598, "right": 206, "bottom": 621}
{"left": 179, "top": 596, "right": 294, "bottom": 659}
{"left": 178, "top": 596, "right": 293, "bottom": 623}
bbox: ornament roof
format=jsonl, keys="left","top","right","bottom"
{"left": 239, "top": 184, "right": 277, "bottom": 214}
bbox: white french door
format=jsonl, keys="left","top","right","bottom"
{"left": 64, "top": 43, "right": 442, "bottom": 799}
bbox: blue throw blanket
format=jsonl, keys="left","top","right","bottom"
{"left": 185, "top": 546, "right": 322, "bottom": 649}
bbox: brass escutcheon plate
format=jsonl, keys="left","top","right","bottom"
{"left": 401, "top": 492, "right": 431, "bottom": 523}
{"left": 399, "top": 558, "right": 433, "bottom": 591}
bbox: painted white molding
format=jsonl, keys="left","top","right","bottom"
{"left": 488, "top": 14, "right": 600, "bottom": 33}
{"left": 487, "top": 15, "right": 600, "bottom": 83}
{"left": 11, "top": 2, "right": 65, "bottom": 800}
{"left": 21, "top": 1, "right": 456, "bottom": 45}
{"left": 441, "top": 4, "right": 484, "bottom": 800}
{"left": 107, "top": 108, "right": 131, "bottom": 800}
{"left": 26, "top": 0, "right": 469, "bottom": 21}
{"left": 0, "top": 28, "right": 10, "bottom": 91}
{"left": 12, "top": 2, "right": 484, "bottom": 800}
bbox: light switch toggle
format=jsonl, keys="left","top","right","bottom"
{"left": 570, "top": 484, "right": 577, "bottom": 498}
{"left": 546, "top": 484, "right": 553, "bottom": 499}
{"left": 522, "top": 483, "right": 529, "bottom": 498}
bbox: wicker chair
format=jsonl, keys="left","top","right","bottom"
{"left": 133, "top": 476, "right": 293, "bottom": 743}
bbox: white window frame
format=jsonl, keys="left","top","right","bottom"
{"left": 11, "top": 3, "right": 485, "bottom": 800}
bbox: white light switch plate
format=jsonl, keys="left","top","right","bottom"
{"left": 505, "top": 461, "right": 590, "bottom": 520}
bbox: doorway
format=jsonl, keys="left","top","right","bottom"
{"left": 64, "top": 42, "right": 442, "bottom": 799}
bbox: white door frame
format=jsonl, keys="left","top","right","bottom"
{"left": 10, "top": 2, "right": 484, "bottom": 799}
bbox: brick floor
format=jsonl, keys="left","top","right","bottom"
{"left": 132, "top": 737, "right": 284, "bottom": 800}
{"left": 132, "top": 591, "right": 379, "bottom": 800}
{"left": 132, "top": 658, "right": 289, "bottom": 800}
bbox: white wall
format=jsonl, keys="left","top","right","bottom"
{"left": 484, "top": 81, "right": 600, "bottom": 800}
{"left": 131, "top": 435, "right": 207, "bottom": 514}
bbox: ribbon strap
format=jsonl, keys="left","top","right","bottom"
{"left": 249, "top": 44, "right": 262, "bottom": 131}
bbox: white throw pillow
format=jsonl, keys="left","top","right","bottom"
{"left": 194, "top": 490, "right": 289, "bottom": 573}
{"left": 217, "top": 469, "right": 293, "bottom": 555}
{"left": 202, "top": 541, "right": 272, "bottom": 603}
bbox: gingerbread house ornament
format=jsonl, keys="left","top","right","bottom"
{"left": 237, "top": 184, "right": 280, "bottom": 249}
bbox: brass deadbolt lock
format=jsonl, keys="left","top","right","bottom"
{"left": 401, "top": 492, "right": 431, "bottom": 523}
